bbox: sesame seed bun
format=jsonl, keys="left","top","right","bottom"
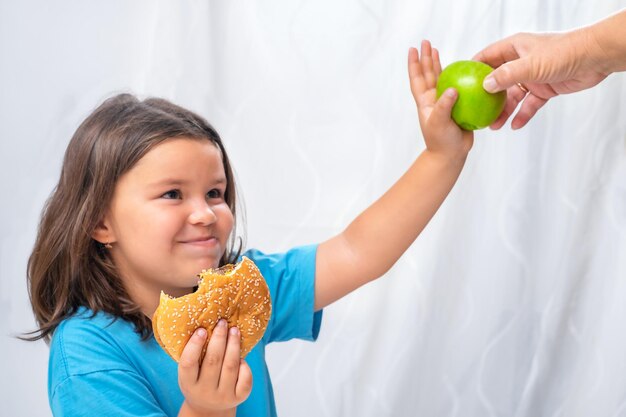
{"left": 152, "top": 256, "right": 272, "bottom": 361}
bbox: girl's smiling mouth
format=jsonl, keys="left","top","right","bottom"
{"left": 180, "top": 236, "right": 220, "bottom": 248}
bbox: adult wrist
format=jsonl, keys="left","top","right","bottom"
{"left": 582, "top": 10, "right": 626, "bottom": 75}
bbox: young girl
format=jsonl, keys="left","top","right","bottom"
{"left": 26, "top": 41, "right": 472, "bottom": 417}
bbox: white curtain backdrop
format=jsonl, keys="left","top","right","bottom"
{"left": 1, "top": 1, "right": 625, "bottom": 416}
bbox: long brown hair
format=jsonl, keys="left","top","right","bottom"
{"left": 24, "top": 93, "right": 242, "bottom": 343}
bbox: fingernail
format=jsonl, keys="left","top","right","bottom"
{"left": 230, "top": 327, "right": 239, "bottom": 336}
{"left": 445, "top": 88, "right": 456, "bottom": 98}
{"left": 196, "top": 328, "right": 207, "bottom": 338}
{"left": 218, "top": 319, "right": 227, "bottom": 328}
{"left": 483, "top": 75, "right": 498, "bottom": 93}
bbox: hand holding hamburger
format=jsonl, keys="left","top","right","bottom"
{"left": 153, "top": 256, "right": 272, "bottom": 361}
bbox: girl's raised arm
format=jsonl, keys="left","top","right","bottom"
{"left": 314, "top": 41, "right": 473, "bottom": 310}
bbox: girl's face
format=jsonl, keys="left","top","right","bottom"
{"left": 98, "top": 138, "right": 234, "bottom": 311}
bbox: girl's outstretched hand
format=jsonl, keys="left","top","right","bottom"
{"left": 408, "top": 40, "right": 473, "bottom": 162}
{"left": 177, "top": 320, "right": 252, "bottom": 417}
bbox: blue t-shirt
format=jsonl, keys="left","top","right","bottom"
{"left": 48, "top": 245, "right": 322, "bottom": 417}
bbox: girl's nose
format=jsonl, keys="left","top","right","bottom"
{"left": 188, "top": 202, "right": 218, "bottom": 226}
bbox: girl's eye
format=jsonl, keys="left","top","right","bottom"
{"left": 207, "top": 189, "right": 223, "bottom": 199}
{"left": 162, "top": 189, "right": 181, "bottom": 199}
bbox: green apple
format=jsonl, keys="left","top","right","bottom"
{"left": 436, "top": 60, "right": 506, "bottom": 130}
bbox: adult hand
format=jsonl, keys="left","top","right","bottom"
{"left": 473, "top": 30, "right": 610, "bottom": 129}
{"left": 474, "top": 8, "right": 626, "bottom": 129}
{"left": 178, "top": 320, "right": 252, "bottom": 417}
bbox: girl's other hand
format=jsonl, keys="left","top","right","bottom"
{"left": 178, "top": 320, "right": 252, "bottom": 417}
{"left": 408, "top": 40, "right": 473, "bottom": 163}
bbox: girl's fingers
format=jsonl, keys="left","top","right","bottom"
{"left": 408, "top": 47, "right": 426, "bottom": 98}
{"left": 429, "top": 87, "right": 458, "bottom": 126}
{"left": 217, "top": 327, "right": 242, "bottom": 393}
{"left": 420, "top": 40, "right": 436, "bottom": 89}
{"left": 178, "top": 328, "right": 207, "bottom": 386}
{"left": 199, "top": 319, "right": 229, "bottom": 386}
{"left": 432, "top": 47, "right": 442, "bottom": 74}
{"left": 410, "top": 40, "right": 445, "bottom": 119}
{"left": 235, "top": 360, "right": 253, "bottom": 402}
{"left": 432, "top": 47, "right": 442, "bottom": 76}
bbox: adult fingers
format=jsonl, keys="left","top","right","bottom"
{"left": 473, "top": 34, "right": 539, "bottom": 93}
{"left": 511, "top": 94, "right": 548, "bottom": 129}
{"left": 483, "top": 57, "right": 535, "bottom": 93}
{"left": 489, "top": 83, "right": 528, "bottom": 130}
{"left": 178, "top": 328, "right": 207, "bottom": 387}
{"left": 473, "top": 34, "right": 522, "bottom": 69}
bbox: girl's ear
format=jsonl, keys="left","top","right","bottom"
{"left": 92, "top": 216, "right": 116, "bottom": 245}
